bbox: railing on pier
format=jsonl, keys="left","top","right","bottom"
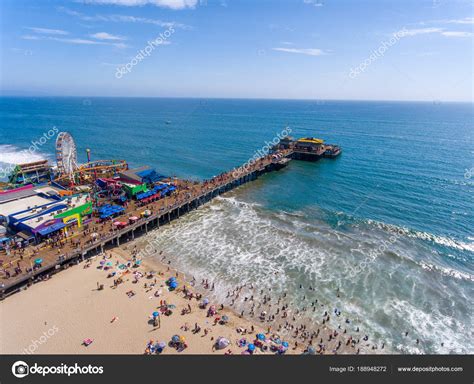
{"left": 1, "top": 152, "right": 290, "bottom": 297}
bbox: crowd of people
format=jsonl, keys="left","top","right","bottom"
{"left": 1, "top": 151, "right": 280, "bottom": 286}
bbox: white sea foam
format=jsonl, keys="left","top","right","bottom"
{"left": 0, "top": 145, "right": 48, "bottom": 165}
{"left": 420, "top": 261, "right": 474, "bottom": 282}
{"left": 388, "top": 299, "right": 471, "bottom": 354}
{"left": 136, "top": 194, "right": 472, "bottom": 354}
{"left": 365, "top": 218, "right": 474, "bottom": 253}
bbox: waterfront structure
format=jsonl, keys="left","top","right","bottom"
{"left": 272, "top": 136, "right": 341, "bottom": 160}
{"left": 8, "top": 160, "right": 52, "bottom": 185}
{"left": 0, "top": 132, "right": 341, "bottom": 297}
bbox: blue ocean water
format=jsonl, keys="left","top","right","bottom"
{"left": 1, "top": 97, "right": 473, "bottom": 353}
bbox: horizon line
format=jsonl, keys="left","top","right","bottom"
{"left": 0, "top": 94, "right": 473, "bottom": 104}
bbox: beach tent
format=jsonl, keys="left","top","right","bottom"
{"left": 171, "top": 335, "right": 180, "bottom": 344}
{"left": 216, "top": 337, "right": 230, "bottom": 350}
{"left": 305, "top": 346, "right": 316, "bottom": 355}
{"left": 137, "top": 168, "right": 166, "bottom": 184}
{"left": 99, "top": 204, "right": 125, "bottom": 219}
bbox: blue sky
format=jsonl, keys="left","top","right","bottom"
{"left": 1, "top": 0, "right": 472, "bottom": 101}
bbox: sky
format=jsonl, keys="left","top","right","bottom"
{"left": 0, "top": 0, "right": 473, "bottom": 101}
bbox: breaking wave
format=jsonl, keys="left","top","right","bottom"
{"left": 137, "top": 194, "right": 473, "bottom": 354}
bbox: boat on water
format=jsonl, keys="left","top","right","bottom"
{"left": 323, "top": 145, "right": 342, "bottom": 158}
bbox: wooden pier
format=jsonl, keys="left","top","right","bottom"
{"left": 0, "top": 151, "right": 293, "bottom": 297}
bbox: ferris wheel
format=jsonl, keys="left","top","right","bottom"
{"left": 55, "top": 132, "right": 78, "bottom": 177}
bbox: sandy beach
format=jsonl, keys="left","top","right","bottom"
{"left": 0, "top": 243, "right": 370, "bottom": 355}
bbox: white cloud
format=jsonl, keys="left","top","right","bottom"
{"left": 113, "top": 42, "right": 129, "bottom": 48}
{"left": 398, "top": 27, "right": 443, "bottom": 37}
{"left": 439, "top": 17, "right": 474, "bottom": 25}
{"left": 21, "top": 35, "right": 41, "bottom": 40}
{"left": 303, "top": 0, "right": 323, "bottom": 7}
{"left": 21, "top": 34, "right": 127, "bottom": 48}
{"left": 58, "top": 7, "right": 190, "bottom": 29}
{"left": 280, "top": 41, "right": 294, "bottom": 45}
{"left": 272, "top": 47, "right": 326, "bottom": 56}
{"left": 441, "top": 31, "right": 473, "bottom": 37}
{"left": 397, "top": 27, "right": 473, "bottom": 39}
{"left": 106, "top": 14, "right": 186, "bottom": 28}
{"left": 79, "top": 0, "right": 198, "bottom": 9}
{"left": 90, "top": 32, "right": 126, "bottom": 40}
{"left": 56, "top": 38, "right": 104, "bottom": 45}
{"left": 25, "top": 27, "right": 69, "bottom": 35}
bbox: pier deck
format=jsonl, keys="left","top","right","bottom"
{"left": 1, "top": 150, "right": 293, "bottom": 297}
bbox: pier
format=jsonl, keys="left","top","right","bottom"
{"left": 1, "top": 134, "right": 341, "bottom": 298}
{"left": 0, "top": 149, "right": 295, "bottom": 297}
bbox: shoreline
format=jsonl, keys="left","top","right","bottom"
{"left": 1, "top": 152, "right": 292, "bottom": 294}
{"left": 0, "top": 239, "right": 377, "bottom": 355}
{"left": 133, "top": 240, "right": 382, "bottom": 355}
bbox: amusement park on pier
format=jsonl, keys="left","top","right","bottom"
{"left": 0, "top": 131, "right": 340, "bottom": 297}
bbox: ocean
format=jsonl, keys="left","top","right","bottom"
{"left": 0, "top": 97, "right": 473, "bottom": 353}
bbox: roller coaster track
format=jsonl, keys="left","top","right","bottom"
{"left": 54, "top": 160, "right": 128, "bottom": 184}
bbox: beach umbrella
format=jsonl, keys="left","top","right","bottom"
{"left": 257, "top": 333, "right": 265, "bottom": 341}
{"left": 152, "top": 311, "right": 159, "bottom": 317}
{"left": 157, "top": 342, "right": 166, "bottom": 349}
{"left": 203, "top": 298, "right": 209, "bottom": 305}
{"left": 282, "top": 341, "right": 289, "bottom": 348}
{"left": 248, "top": 344, "right": 255, "bottom": 352}
{"left": 306, "top": 346, "right": 316, "bottom": 355}
{"left": 106, "top": 262, "right": 113, "bottom": 267}
{"left": 100, "top": 260, "right": 106, "bottom": 265}
{"left": 169, "top": 281, "right": 178, "bottom": 289}
{"left": 221, "top": 315, "right": 229, "bottom": 323}
{"left": 216, "top": 337, "right": 230, "bottom": 350}
{"left": 35, "top": 258, "right": 43, "bottom": 264}
{"left": 171, "top": 335, "right": 180, "bottom": 343}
